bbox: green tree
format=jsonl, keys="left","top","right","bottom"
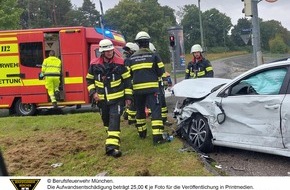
{"left": 104, "top": 0, "right": 176, "bottom": 62}
{"left": 202, "top": 9, "right": 232, "bottom": 48}
{"left": 64, "top": 6, "right": 84, "bottom": 26}
{"left": 269, "top": 34, "right": 288, "bottom": 54}
{"left": 0, "top": 0, "right": 23, "bottom": 30}
{"left": 260, "top": 20, "right": 289, "bottom": 51}
{"left": 179, "top": 4, "right": 200, "bottom": 53}
{"left": 18, "top": 0, "right": 72, "bottom": 28}
{"left": 78, "top": 0, "right": 100, "bottom": 27}
{"left": 230, "top": 18, "right": 252, "bottom": 47}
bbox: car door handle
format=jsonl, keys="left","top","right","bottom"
{"left": 264, "top": 104, "right": 279, "bottom": 109}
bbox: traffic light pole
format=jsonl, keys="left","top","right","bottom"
{"left": 252, "top": 0, "right": 263, "bottom": 66}
{"left": 171, "top": 47, "right": 177, "bottom": 85}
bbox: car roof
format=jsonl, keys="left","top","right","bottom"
{"left": 235, "top": 57, "right": 290, "bottom": 79}
{"left": 218, "top": 57, "right": 290, "bottom": 92}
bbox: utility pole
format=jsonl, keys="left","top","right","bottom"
{"left": 252, "top": 0, "right": 263, "bottom": 66}
{"left": 242, "top": 0, "right": 262, "bottom": 66}
{"left": 198, "top": 0, "right": 205, "bottom": 49}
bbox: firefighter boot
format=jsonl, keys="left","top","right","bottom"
{"left": 153, "top": 134, "right": 167, "bottom": 145}
{"left": 106, "top": 148, "right": 122, "bottom": 158}
{"left": 54, "top": 91, "right": 61, "bottom": 101}
{"left": 139, "top": 129, "right": 147, "bottom": 139}
{"left": 52, "top": 102, "right": 58, "bottom": 109}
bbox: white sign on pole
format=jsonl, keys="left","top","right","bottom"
{"left": 240, "top": 28, "right": 252, "bottom": 45}
{"left": 240, "top": 34, "right": 251, "bottom": 45}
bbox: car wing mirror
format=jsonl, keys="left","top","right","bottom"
{"left": 218, "top": 90, "right": 228, "bottom": 98}
{"left": 217, "top": 113, "right": 226, "bottom": 124}
{"left": 215, "top": 101, "right": 226, "bottom": 124}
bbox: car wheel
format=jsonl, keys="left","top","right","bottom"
{"left": 176, "top": 121, "right": 190, "bottom": 139}
{"left": 187, "top": 114, "right": 213, "bottom": 153}
{"left": 14, "top": 99, "right": 37, "bottom": 116}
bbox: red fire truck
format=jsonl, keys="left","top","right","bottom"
{"left": 0, "top": 26, "right": 126, "bottom": 116}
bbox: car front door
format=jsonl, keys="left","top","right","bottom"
{"left": 215, "top": 67, "right": 288, "bottom": 149}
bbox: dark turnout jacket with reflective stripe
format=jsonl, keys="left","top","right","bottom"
{"left": 86, "top": 56, "right": 133, "bottom": 105}
{"left": 185, "top": 57, "right": 214, "bottom": 79}
{"left": 128, "top": 48, "right": 165, "bottom": 95}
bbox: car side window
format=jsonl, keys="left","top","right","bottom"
{"left": 230, "top": 68, "right": 287, "bottom": 96}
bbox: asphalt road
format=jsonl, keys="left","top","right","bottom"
{"left": 166, "top": 54, "right": 290, "bottom": 176}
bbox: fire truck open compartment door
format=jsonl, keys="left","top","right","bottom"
{"left": 59, "top": 29, "right": 87, "bottom": 104}
{"left": 17, "top": 32, "right": 47, "bottom": 103}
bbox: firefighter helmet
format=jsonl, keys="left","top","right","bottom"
{"left": 190, "top": 44, "right": 203, "bottom": 53}
{"left": 99, "top": 39, "right": 114, "bottom": 52}
{"left": 135, "top": 31, "right": 150, "bottom": 41}
{"left": 123, "top": 42, "right": 139, "bottom": 52}
{"left": 149, "top": 43, "right": 156, "bottom": 52}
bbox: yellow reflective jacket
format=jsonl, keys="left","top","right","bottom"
{"left": 42, "top": 56, "right": 62, "bottom": 76}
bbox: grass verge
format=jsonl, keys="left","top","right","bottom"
{"left": 0, "top": 112, "right": 212, "bottom": 176}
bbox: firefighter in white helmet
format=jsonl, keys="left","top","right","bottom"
{"left": 122, "top": 42, "right": 139, "bottom": 125}
{"left": 86, "top": 39, "right": 133, "bottom": 158}
{"left": 123, "top": 42, "right": 139, "bottom": 61}
{"left": 128, "top": 31, "right": 166, "bottom": 145}
{"left": 185, "top": 44, "right": 214, "bottom": 79}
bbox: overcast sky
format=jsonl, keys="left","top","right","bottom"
{"left": 71, "top": 0, "right": 289, "bottom": 30}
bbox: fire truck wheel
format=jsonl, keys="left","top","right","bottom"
{"left": 14, "top": 99, "right": 37, "bottom": 116}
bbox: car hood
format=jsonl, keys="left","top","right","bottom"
{"left": 172, "top": 78, "right": 232, "bottom": 98}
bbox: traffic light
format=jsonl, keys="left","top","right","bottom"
{"left": 169, "top": 35, "right": 175, "bottom": 47}
{"left": 241, "top": 0, "right": 252, "bottom": 17}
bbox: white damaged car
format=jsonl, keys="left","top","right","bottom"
{"left": 173, "top": 58, "right": 290, "bottom": 157}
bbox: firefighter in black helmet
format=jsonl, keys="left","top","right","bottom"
{"left": 86, "top": 39, "right": 133, "bottom": 158}
{"left": 128, "top": 31, "right": 166, "bottom": 145}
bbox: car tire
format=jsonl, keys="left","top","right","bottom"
{"left": 176, "top": 121, "right": 190, "bottom": 139}
{"left": 14, "top": 99, "right": 37, "bottom": 116}
{"left": 187, "top": 114, "right": 213, "bottom": 153}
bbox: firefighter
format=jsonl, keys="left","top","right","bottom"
{"left": 149, "top": 43, "right": 172, "bottom": 126}
{"left": 160, "top": 71, "right": 173, "bottom": 126}
{"left": 86, "top": 39, "right": 132, "bottom": 158}
{"left": 123, "top": 42, "right": 139, "bottom": 60}
{"left": 122, "top": 42, "right": 139, "bottom": 125}
{"left": 128, "top": 31, "right": 165, "bottom": 145}
{"left": 185, "top": 44, "right": 214, "bottom": 79}
{"left": 41, "top": 50, "right": 62, "bottom": 108}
